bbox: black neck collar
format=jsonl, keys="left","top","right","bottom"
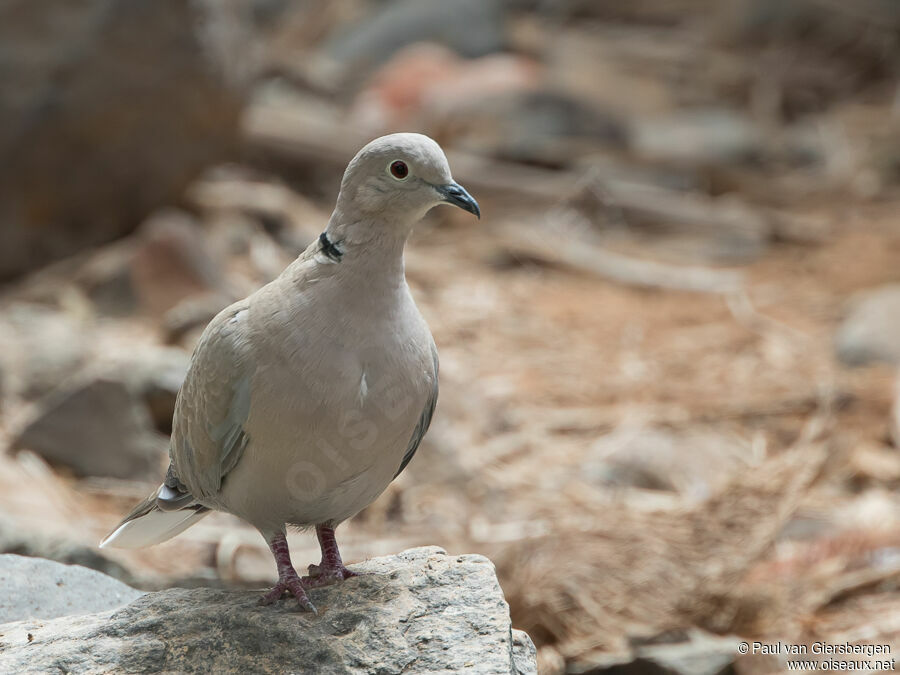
{"left": 318, "top": 231, "right": 343, "bottom": 261}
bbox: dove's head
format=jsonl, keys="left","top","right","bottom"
{"left": 335, "top": 133, "right": 480, "bottom": 228}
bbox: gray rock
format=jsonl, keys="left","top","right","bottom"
{"left": 835, "top": 284, "right": 900, "bottom": 366}
{"left": 585, "top": 425, "right": 751, "bottom": 501}
{"left": 0, "top": 546, "right": 536, "bottom": 675}
{"left": 315, "top": 0, "right": 506, "bottom": 91}
{"left": 630, "top": 630, "right": 740, "bottom": 675}
{"left": 8, "top": 339, "right": 190, "bottom": 478}
{"left": 0, "top": 298, "right": 190, "bottom": 422}
{"left": 141, "top": 362, "right": 190, "bottom": 434}
{"left": 449, "top": 90, "right": 626, "bottom": 167}
{"left": 0, "top": 0, "right": 247, "bottom": 281}
{"left": 0, "top": 516, "right": 133, "bottom": 585}
{"left": 592, "top": 629, "right": 740, "bottom": 674}
{"left": 13, "top": 376, "right": 167, "bottom": 480}
{"left": 0, "top": 555, "right": 142, "bottom": 624}
{"left": 107, "top": 344, "right": 191, "bottom": 435}
{"left": 511, "top": 629, "right": 538, "bottom": 675}
{"left": 74, "top": 242, "right": 141, "bottom": 317}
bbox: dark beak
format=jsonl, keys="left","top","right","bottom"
{"left": 437, "top": 182, "right": 480, "bottom": 219}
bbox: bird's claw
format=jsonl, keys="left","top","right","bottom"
{"left": 302, "top": 563, "right": 359, "bottom": 589}
{"left": 258, "top": 574, "right": 317, "bottom": 614}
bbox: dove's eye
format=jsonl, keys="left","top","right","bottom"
{"left": 388, "top": 160, "right": 409, "bottom": 180}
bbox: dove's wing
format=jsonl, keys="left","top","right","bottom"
{"left": 170, "top": 299, "right": 255, "bottom": 501}
{"left": 394, "top": 342, "right": 439, "bottom": 479}
{"left": 99, "top": 301, "right": 254, "bottom": 548}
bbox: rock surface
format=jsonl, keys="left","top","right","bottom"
{"left": 0, "top": 555, "right": 143, "bottom": 624}
{"left": 0, "top": 547, "right": 536, "bottom": 675}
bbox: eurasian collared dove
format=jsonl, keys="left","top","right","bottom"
{"left": 101, "top": 133, "right": 480, "bottom": 612}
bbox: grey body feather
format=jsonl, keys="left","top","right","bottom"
{"left": 164, "top": 236, "right": 437, "bottom": 536}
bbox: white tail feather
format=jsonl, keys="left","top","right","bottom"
{"left": 99, "top": 508, "right": 209, "bottom": 549}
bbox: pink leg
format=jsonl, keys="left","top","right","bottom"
{"left": 258, "top": 532, "right": 316, "bottom": 613}
{"left": 302, "top": 524, "right": 359, "bottom": 589}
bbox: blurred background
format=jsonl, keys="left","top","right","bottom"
{"left": 2, "top": 0, "right": 900, "bottom": 672}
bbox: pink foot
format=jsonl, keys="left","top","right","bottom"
{"left": 301, "top": 523, "right": 360, "bottom": 589}
{"left": 302, "top": 563, "right": 360, "bottom": 589}
{"left": 258, "top": 570, "right": 316, "bottom": 613}
{"left": 260, "top": 532, "right": 317, "bottom": 613}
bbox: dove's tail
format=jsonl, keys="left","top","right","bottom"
{"left": 100, "top": 488, "right": 210, "bottom": 549}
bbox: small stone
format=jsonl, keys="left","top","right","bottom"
{"left": 630, "top": 109, "right": 764, "bottom": 165}
{"left": 312, "top": 0, "right": 506, "bottom": 91}
{"left": 835, "top": 284, "right": 900, "bottom": 366}
{"left": 106, "top": 345, "right": 191, "bottom": 435}
{"left": 585, "top": 425, "right": 751, "bottom": 501}
{"left": 0, "top": 304, "right": 92, "bottom": 401}
{"left": 626, "top": 629, "right": 741, "bottom": 675}
{"left": 512, "top": 631, "right": 538, "bottom": 675}
{"left": 892, "top": 370, "right": 900, "bottom": 449}
{"left": 131, "top": 210, "right": 229, "bottom": 317}
{"left": 74, "top": 242, "right": 139, "bottom": 316}
{"left": 349, "top": 43, "right": 540, "bottom": 135}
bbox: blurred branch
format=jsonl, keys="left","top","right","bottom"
{"left": 495, "top": 221, "right": 744, "bottom": 293}
{"left": 247, "top": 99, "right": 831, "bottom": 253}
